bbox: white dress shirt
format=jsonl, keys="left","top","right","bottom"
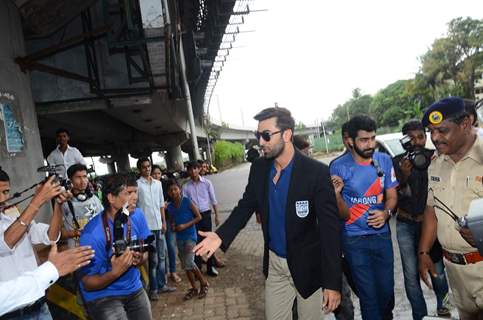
{"left": 0, "top": 261, "right": 59, "bottom": 316}
{"left": 136, "top": 176, "right": 164, "bottom": 231}
{"left": 46, "top": 145, "right": 86, "bottom": 178}
{"left": 0, "top": 213, "right": 55, "bottom": 282}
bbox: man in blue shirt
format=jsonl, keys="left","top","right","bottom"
{"left": 79, "top": 174, "right": 152, "bottom": 320}
{"left": 330, "top": 115, "right": 398, "bottom": 320}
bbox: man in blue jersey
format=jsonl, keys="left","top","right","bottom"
{"left": 330, "top": 115, "right": 398, "bottom": 320}
{"left": 79, "top": 174, "right": 152, "bottom": 320}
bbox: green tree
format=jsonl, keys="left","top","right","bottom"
{"left": 369, "top": 80, "right": 416, "bottom": 127}
{"left": 295, "top": 122, "right": 307, "bottom": 130}
{"left": 329, "top": 89, "right": 373, "bottom": 128}
{"left": 420, "top": 17, "right": 483, "bottom": 99}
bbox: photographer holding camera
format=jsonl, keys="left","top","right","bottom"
{"left": 392, "top": 120, "right": 450, "bottom": 319}
{"left": 78, "top": 173, "right": 152, "bottom": 320}
{"left": 61, "top": 164, "right": 103, "bottom": 248}
{"left": 0, "top": 167, "right": 68, "bottom": 319}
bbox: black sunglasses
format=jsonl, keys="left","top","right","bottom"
{"left": 254, "top": 130, "right": 283, "bottom": 142}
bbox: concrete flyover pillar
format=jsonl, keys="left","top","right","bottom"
{"left": 115, "top": 152, "right": 131, "bottom": 173}
{"left": 107, "top": 162, "right": 116, "bottom": 174}
{"left": 166, "top": 145, "right": 184, "bottom": 171}
{"left": 0, "top": 2, "right": 50, "bottom": 221}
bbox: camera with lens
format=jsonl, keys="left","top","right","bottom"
{"left": 114, "top": 235, "right": 155, "bottom": 257}
{"left": 37, "top": 165, "right": 72, "bottom": 191}
{"left": 399, "top": 135, "right": 433, "bottom": 170}
{"left": 112, "top": 210, "right": 155, "bottom": 256}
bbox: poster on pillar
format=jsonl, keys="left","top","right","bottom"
{"left": 0, "top": 91, "right": 26, "bottom": 157}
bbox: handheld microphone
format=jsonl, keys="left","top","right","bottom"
{"left": 371, "top": 159, "right": 384, "bottom": 177}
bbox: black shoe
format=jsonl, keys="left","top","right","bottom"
{"left": 207, "top": 267, "right": 219, "bottom": 277}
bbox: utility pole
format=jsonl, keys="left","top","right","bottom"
{"left": 204, "top": 115, "right": 213, "bottom": 165}
{"left": 162, "top": 0, "right": 199, "bottom": 160}
{"left": 321, "top": 119, "right": 329, "bottom": 154}
{"left": 216, "top": 95, "right": 223, "bottom": 124}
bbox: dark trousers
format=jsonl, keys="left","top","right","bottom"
{"left": 195, "top": 210, "right": 215, "bottom": 270}
{"left": 86, "top": 289, "right": 152, "bottom": 320}
{"left": 343, "top": 232, "right": 395, "bottom": 320}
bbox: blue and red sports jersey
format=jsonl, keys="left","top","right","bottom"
{"left": 329, "top": 151, "right": 398, "bottom": 236}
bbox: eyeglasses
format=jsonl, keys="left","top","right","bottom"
{"left": 254, "top": 130, "right": 282, "bottom": 142}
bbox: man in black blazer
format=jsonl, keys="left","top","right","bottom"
{"left": 194, "top": 107, "right": 342, "bottom": 319}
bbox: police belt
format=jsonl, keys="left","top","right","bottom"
{"left": 0, "top": 297, "right": 47, "bottom": 319}
{"left": 443, "top": 249, "right": 483, "bottom": 265}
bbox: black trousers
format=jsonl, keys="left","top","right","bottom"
{"left": 195, "top": 210, "right": 215, "bottom": 270}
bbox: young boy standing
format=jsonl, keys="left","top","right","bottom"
{"left": 166, "top": 180, "right": 209, "bottom": 300}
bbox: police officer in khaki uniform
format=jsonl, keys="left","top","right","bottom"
{"left": 418, "top": 97, "right": 483, "bottom": 319}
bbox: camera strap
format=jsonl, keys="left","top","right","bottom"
{"left": 101, "top": 211, "right": 132, "bottom": 254}
{"left": 67, "top": 201, "right": 81, "bottom": 230}
{"left": 0, "top": 182, "right": 41, "bottom": 211}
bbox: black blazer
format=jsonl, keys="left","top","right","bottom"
{"left": 216, "top": 149, "right": 342, "bottom": 298}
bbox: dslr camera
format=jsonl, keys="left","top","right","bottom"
{"left": 37, "top": 165, "right": 72, "bottom": 191}
{"left": 114, "top": 235, "right": 155, "bottom": 257}
{"left": 112, "top": 210, "right": 155, "bottom": 256}
{"left": 399, "top": 135, "right": 433, "bottom": 170}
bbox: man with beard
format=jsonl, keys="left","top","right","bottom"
{"left": 418, "top": 97, "right": 483, "bottom": 319}
{"left": 330, "top": 115, "right": 398, "bottom": 320}
{"left": 194, "top": 107, "right": 341, "bottom": 319}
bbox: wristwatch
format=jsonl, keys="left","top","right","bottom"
{"left": 385, "top": 209, "right": 394, "bottom": 219}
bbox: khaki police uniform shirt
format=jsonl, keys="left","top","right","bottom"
{"left": 427, "top": 135, "right": 483, "bottom": 254}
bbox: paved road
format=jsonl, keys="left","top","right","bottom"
{"left": 211, "top": 158, "right": 459, "bottom": 319}
{"left": 153, "top": 158, "right": 458, "bottom": 319}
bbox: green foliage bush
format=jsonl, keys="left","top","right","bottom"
{"left": 213, "top": 140, "right": 245, "bottom": 167}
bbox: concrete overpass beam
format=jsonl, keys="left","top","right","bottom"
{"left": 166, "top": 145, "right": 184, "bottom": 171}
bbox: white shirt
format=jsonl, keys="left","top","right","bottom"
{"left": 46, "top": 145, "right": 86, "bottom": 178}
{"left": 0, "top": 213, "right": 55, "bottom": 282}
{"left": 0, "top": 261, "right": 59, "bottom": 316}
{"left": 136, "top": 176, "right": 165, "bottom": 231}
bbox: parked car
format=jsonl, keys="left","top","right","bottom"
{"left": 375, "top": 132, "right": 435, "bottom": 158}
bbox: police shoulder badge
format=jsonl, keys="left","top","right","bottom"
{"left": 429, "top": 111, "right": 443, "bottom": 125}
{"left": 295, "top": 200, "right": 309, "bottom": 218}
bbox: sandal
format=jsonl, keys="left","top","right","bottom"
{"left": 198, "top": 284, "right": 209, "bottom": 299}
{"left": 437, "top": 307, "right": 451, "bottom": 317}
{"left": 183, "top": 288, "right": 198, "bottom": 301}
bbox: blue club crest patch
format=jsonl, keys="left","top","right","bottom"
{"left": 295, "top": 200, "right": 309, "bottom": 218}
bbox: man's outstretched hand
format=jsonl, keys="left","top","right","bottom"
{"left": 193, "top": 231, "right": 222, "bottom": 258}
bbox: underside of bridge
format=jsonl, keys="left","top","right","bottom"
{"left": 15, "top": 0, "right": 246, "bottom": 159}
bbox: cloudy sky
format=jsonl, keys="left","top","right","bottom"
{"left": 208, "top": 0, "right": 483, "bottom": 129}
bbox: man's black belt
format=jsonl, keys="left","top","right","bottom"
{"left": 0, "top": 297, "right": 47, "bottom": 319}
